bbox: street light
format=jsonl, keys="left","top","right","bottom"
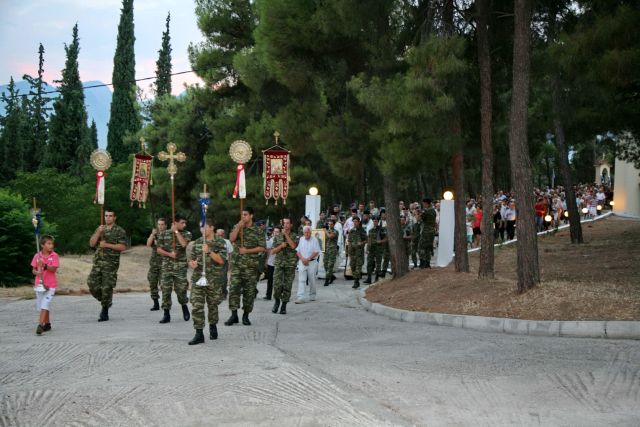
{"left": 564, "top": 211, "right": 569, "bottom": 218}
{"left": 581, "top": 207, "right": 589, "bottom": 214}
{"left": 308, "top": 186, "right": 318, "bottom": 196}
{"left": 597, "top": 205, "right": 603, "bottom": 211}
{"left": 609, "top": 200, "right": 615, "bottom": 207}
{"left": 544, "top": 214, "right": 552, "bottom": 223}
{"left": 443, "top": 191, "right": 453, "bottom": 201}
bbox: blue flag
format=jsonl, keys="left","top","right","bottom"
{"left": 199, "top": 197, "right": 210, "bottom": 227}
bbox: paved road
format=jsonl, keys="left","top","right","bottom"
{"left": 1, "top": 277, "right": 639, "bottom": 426}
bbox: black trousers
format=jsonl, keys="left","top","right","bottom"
{"left": 265, "top": 265, "right": 275, "bottom": 298}
{"left": 506, "top": 220, "right": 516, "bottom": 240}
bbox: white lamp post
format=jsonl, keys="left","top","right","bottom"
{"left": 436, "top": 191, "right": 455, "bottom": 267}
{"left": 305, "top": 186, "right": 324, "bottom": 278}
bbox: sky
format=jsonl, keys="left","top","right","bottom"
{"left": 0, "top": 0, "right": 204, "bottom": 96}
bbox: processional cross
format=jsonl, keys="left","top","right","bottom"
{"left": 158, "top": 142, "right": 186, "bottom": 249}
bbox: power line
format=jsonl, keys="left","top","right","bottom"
{"left": 3, "top": 69, "right": 198, "bottom": 99}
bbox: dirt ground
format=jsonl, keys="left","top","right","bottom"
{"left": 366, "top": 216, "right": 640, "bottom": 321}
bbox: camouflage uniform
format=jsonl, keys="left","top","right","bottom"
{"left": 419, "top": 207, "right": 437, "bottom": 267}
{"left": 158, "top": 229, "right": 192, "bottom": 310}
{"left": 273, "top": 232, "right": 299, "bottom": 303}
{"left": 189, "top": 236, "right": 227, "bottom": 329}
{"left": 347, "top": 226, "right": 367, "bottom": 279}
{"left": 411, "top": 219, "right": 422, "bottom": 267}
{"left": 366, "top": 226, "right": 385, "bottom": 277}
{"left": 323, "top": 229, "right": 338, "bottom": 277}
{"left": 87, "top": 224, "right": 127, "bottom": 308}
{"left": 147, "top": 235, "right": 162, "bottom": 300}
{"left": 229, "top": 225, "right": 266, "bottom": 313}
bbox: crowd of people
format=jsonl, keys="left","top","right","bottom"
{"left": 29, "top": 182, "right": 612, "bottom": 343}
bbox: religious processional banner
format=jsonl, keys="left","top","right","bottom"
{"left": 263, "top": 148, "right": 290, "bottom": 205}
{"left": 129, "top": 153, "right": 153, "bottom": 207}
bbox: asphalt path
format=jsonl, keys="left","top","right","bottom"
{"left": 1, "top": 275, "right": 639, "bottom": 426}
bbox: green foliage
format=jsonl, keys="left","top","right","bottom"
{"left": 9, "top": 167, "right": 152, "bottom": 254}
{"left": 155, "top": 12, "right": 172, "bottom": 97}
{"left": 107, "top": 0, "right": 141, "bottom": 163}
{"left": 45, "top": 24, "right": 90, "bottom": 176}
{"left": 0, "top": 77, "right": 28, "bottom": 180}
{"left": 0, "top": 190, "right": 54, "bottom": 287}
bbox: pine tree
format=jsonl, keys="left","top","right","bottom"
{"left": 0, "top": 77, "right": 28, "bottom": 180}
{"left": 107, "top": 0, "right": 140, "bottom": 163}
{"left": 45, "top": 24, "right": 89, "bottom": 175}
{"left": 22, "top": 43, "right": 51, "bottom": 171}
{"left": 155, "top": 12, "right": 172, "bottom": 97}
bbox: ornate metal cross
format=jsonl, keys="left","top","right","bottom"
{"left": 157, "top": 142, "right": 186, "bottom": 178}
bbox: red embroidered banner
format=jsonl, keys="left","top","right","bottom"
{"left": 263, "top": 149, "right": 290, "bottom": 205}
{"left": 130, "top": 154, "right": 153, "bottom": 207}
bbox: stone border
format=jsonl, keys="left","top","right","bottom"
{"left": 357, "top": 290, "right": 640, "bottom": 340}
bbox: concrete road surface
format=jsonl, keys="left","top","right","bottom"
{"left": 1, "top": 277, "right": 639, "bottom": 426}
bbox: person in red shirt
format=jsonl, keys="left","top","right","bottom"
{"left": 472, "top": 206, "right": 483, "bottom": 248}
{"left": 31, "top": 235, "right": 60, "bottom": 335}
{"left": 534, "top": 197, "right": 546, "bottom": 232}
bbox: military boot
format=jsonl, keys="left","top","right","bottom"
{"left": 182, "top": 304, "right": 190, "bottom": 321}
{"left": 381, "top": 271, "right": 386, "bottom": 278}
{"left": 242, "top": 312, "right": 251, "bottom": 326}
{"left": 150, "top": 298, "right": 160, "bottom": 311}
{"left": 324, "top": 277, "right": 330, "bottom": 286}
{"left": 363, "top": 274, "right": 372, "bottom": 284}
{"left": 374, "top": 273, "right": 379, "bottom": 283}
{"left": 159, "top": 309, "right": 170, "bottom": 324}
{"left": 352, "top": 279, "right": 360, "bottom": 289}
{"left": 272, "top": 298, "right": 280, "bottom": 314}
{"left": 279, "top": 302, "right": 287, "bottom": 315}
{"left": 209, "top": 324, "right": 218, "bottom": 340}
{"left": 224, "top": 310, "right": 239, "bottom": 326}
{"left": 98, "top": 306, "right": 109, "bottom": 322}
{"left": 188, "top": 329, "right": 205, "bottom": 345}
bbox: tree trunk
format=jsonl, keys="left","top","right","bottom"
{"left": 477, "top": 0, "right": 495, "bottom": 279}
{"left": 453, "top": 149, "right": 469, "bottom": 272}
{"left": 509, "top": 0, "right": 540, "bottom": 293}
{"left": 383, "top": 175, "right": 409, "bottom": 278}
{"left": 552, "top": 74, "right": 583, "bottom": 243}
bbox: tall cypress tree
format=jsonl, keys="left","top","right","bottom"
{"left": 0, "top": 77, "right": 27, "bottom": 180}
{"left": 89, "top": 119, "right": 99, "bottom": 150}
{"left": 23, "top": 43, "right": 51, "bottom": 171}
{"left": 107, "top": 0, "right": 140, "bottom": 163}
{"left": 155, "top": 12, "right": 172, "bottom": 97}
{"left": 45, "top": 24, "right": 89, "bottom": 174}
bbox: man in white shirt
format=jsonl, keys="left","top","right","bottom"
{"left": 295, "top": 226, "right": 321, "bottom": 304}
{"left": 343, "top": 208, "right": 358, "bottom": 238}
{"left": 263, "top": 227, "right": 279, "bottom": 300}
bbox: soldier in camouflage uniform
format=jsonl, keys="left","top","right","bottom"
{"left": 187, "top": 218, "right": 227, "bottom": 345}
{"left": 225, "top": 207, "right": 266, "bottom": 326}
{"left": 146, "top": 218, "right": 167, "bottom": 311}
{"left": 87, "top": 208, "right": 127, "bottom": 322}
{"left": 270, "top": 217, "right": 298, "bottom": 314}
{"left": 157, "top": 214, "right": 192, "bottom": 323}
{"left": 411, "top": 206, "right": 422, "bottom": 269}
{"left": 364, "top": 217, "right": 386, "bottom": 284}
{"left": 347, "top": 216, "right": 367, "bottom": 289}
{"left": 323, "top": 219, "right": 338, "bottom": 286}
{"left": 419, "top": 199, "right": 437, "bottom": 269}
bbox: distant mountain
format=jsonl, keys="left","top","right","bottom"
{"left": 0, "top": 79, "right": 111, "bottom": 148}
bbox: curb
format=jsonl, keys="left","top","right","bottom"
{"left": 357, "top": 290, "right": 640, "bottom": 340}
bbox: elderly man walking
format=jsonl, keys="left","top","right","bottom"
{"left": 295, "top": 226, "right": 321, "bottom": 304}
